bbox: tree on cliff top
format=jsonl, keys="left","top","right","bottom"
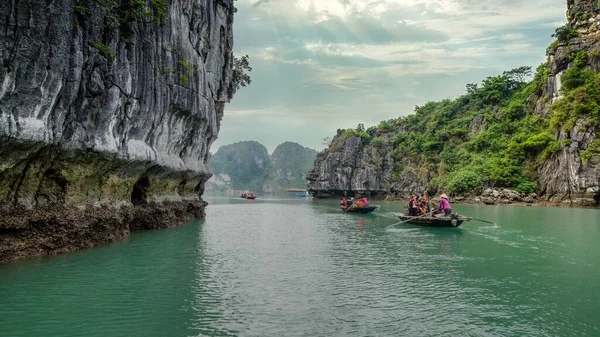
{"left": 232, "top": 55, "right": 252, "bottom": 91}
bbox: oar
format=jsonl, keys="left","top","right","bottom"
{"left": 396, "top": 210, "right": 436, "bottom": 224}
{"left": 343, "top": 202, "right": 356, "bottom": 212}
{"left": 467, "top": 217, "right": 496, "bottom": 225}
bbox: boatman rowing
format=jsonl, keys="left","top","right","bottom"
{"left": 439, "top": 194, "right": 452, "bottom": 216}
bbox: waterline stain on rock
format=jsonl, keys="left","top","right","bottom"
{"left": 0, "top": 0, "right": 237, "bottom": 262}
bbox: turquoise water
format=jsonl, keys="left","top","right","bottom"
{"left": 1, "top": 197, "right": 599, "bottom": 336}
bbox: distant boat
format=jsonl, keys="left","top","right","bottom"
{"left": 342, "top": 205, "right": 378, "bottom": 213}
{"left": 393, "top": 213, "right": 470, "bottom": 227}
{"left": 241, "top": 192, "right": 256, "bottom": 200}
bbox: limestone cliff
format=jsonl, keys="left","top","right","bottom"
{"left": 308, "top": 0, "right": 600, "bottom": 206}
{"left": 0, "top": 0, "right": 236, "bottom": 261}
{"left": 208, "top": 141, "right": 270, "bottom": 191}
{"left": 206, "top": 141, "right": 317, "bottom": 193}
{"left": 535, "top": 0, "right": 600, "bottom": 203}
{"left": 261, "top": 142, "right": 317, "bottom": 193}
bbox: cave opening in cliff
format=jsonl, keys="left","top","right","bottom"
{"left": 594, "top": 192, "right": 600, "bottom": 206}
{"left": 131, "top": 176, "right": 150, "bottom": 205}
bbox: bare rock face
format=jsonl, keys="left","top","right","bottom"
{"left": 307, "top": 130, "right": 408, "bottom": 198}
{"left": 0, "top": 0, "right": 236, "bottom": 261}
{"left": 536, "top": 0, "right": 600, "bottom": 204}
{"left": 538, "top": 118, "right": 600, "bottom": 203}
{"left": 1, "top": 0, "right": 234, "bottom": 174}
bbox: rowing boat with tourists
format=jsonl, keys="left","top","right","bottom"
{"left": 340, "top": 195, "right": 378, "bottom": 213}
{"left": 392, "top": 193, "right": 492, "bottom": 227}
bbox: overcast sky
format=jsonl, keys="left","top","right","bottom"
{"left": 212, "top": 0, "right": 566, "bottom": 153}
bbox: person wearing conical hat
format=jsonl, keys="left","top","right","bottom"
{"left": 439, "top": 193, "right": 452, "bottom": 216}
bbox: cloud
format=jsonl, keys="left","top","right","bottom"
{"left": 221, "top": 0, "right": 566, "bottom": 152}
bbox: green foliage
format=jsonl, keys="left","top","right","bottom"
{"left": 90, "top": 42, "right": 116, "bottom": 62}
{"left": 339, "top": 127, "right": 372, "bottom": 143}
{"left": 371, "top": 137, "right": 385, "bottom": 148}
{"left": 320, "top": 63, "right": 574, "bottom": 194}
{"left": 232, "top": 54, "right": 252, "bottom": 91}
{"left": 162, "top": 67, "right": 174, "bottom": 74}
{"left": 550, "top": 51, "right": 600, "bottom": 132}
{"left": 552, "top": 24, "right": 579, "bottom": 42}
{"left": 74, "top": 0, "right": 168, "bottom": 27}
{"left": 177, "top": 59, "right": 194, "bottom": 72}
{"left": 121, "top": 0, "right": 168, "bottom": 23}
{"left": 180, "top": 74, "right": 189, "bottom": 86}
{"left": 448, "top": 170, "right": 483, "bottom": 194}
{"left": 581, "top": 139, "right": 600, "bottom": 164}
{"left": 515, "top": 181, "right": 536, "bottom": 194}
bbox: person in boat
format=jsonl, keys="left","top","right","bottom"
{"left": 355, "top": 195, "right": 364, "bottom": 208}
{"left": 439, "top": 194, "right": 452, "bottom": 216}
{"left": 430, "top": 201, "right": 441, "bottom": 215}
{"left": 360, "top": 196, "right": 369, "bottom": 207}
{"left": 418, "top": 196, "right": 429, "bottom": 215}
{"left": 340, "top": 198, "right": 347, "bottom": 208}
{"left": 408, "top": 195, "right": 419, "bottom": 216}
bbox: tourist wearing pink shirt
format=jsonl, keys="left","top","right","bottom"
{"left": 439, "top": 194, "right": 452, "bottom": 216}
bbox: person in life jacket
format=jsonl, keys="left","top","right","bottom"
{"left": 356, "top": 195, "right": 364, "bottom": 208}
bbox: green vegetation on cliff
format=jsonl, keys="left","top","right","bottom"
{"left": 327, "top": 51, "right": 599, "bottom": 195}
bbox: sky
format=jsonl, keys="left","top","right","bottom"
{"left": 212, "top": 0, "right": 567, "bottom": 153}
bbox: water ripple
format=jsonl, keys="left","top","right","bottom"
{"left": 0, "top": 199, "right": 599, "bottom": 336}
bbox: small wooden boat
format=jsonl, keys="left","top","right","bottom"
{"left": 343, "top": 205, "right": 378, "bottom": 213}
{"left": 393, "top": 213, "right": 470, "bottom": 227}
{"left": 245, "top": 196, "right": 256, "bottom": 200}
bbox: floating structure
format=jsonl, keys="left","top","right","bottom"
{"left": 286, "top": 188, "right": 309, "bottom": 197}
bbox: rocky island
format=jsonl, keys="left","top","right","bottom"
{"left": 207, "top": 141, "right": 317, "bottom": 193}
{"left": 308, "top": 0, "right": 600, "bottom": 208}
{"left": 0, "top": 0, "right": 239, "bottom": 262}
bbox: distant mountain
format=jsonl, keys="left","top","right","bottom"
{"left": 206, "top": 141, "right": 317, "bottom": 193}
{"left": 209, "top": 141, "right": 270, "bottom": 191}
{"left": 262, "top": 142, "right": 318, "bottom": 193}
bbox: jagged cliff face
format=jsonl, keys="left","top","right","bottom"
{"left": 308, "top": 1, "right": 600, "bottom": 205}
{"left": 307, "top": 134, "right": 397, "bottom": 198}
{"left": 0, "top": 0, "right": 235, "bottom": 207}
{"left": 536, "top": 0, "right": 600, "bottom": 202}
{"left": 0, "top": 0, "right": 236, "bottom": 261}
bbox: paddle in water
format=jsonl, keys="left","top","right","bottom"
{"left": 467, "top": 217, "right": 497, "bottom": 225}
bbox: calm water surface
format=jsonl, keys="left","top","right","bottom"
{"left": 1, "top": 197, "right": 599, "bottom": 336}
